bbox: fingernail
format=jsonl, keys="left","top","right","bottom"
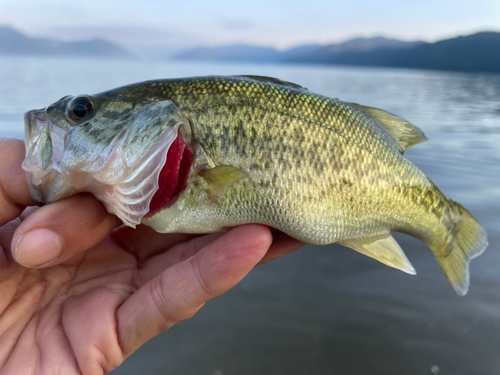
{"left": 15, "top": 229, "right": 63, "bottom": 267}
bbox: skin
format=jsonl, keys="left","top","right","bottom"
{"left": 0, "top": 138, "right": 304, "bottom": 375}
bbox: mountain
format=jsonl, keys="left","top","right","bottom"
{"left": 0, "top": 26, "right": 133, "bottom": 59}
{"left": 3, "top": 25, "right": 498, "bottom": 73}
{"left": 287, "top": 32, "right": 500, "bottom": 73}
{"left": 311, "top": 37, "right": 423, "bottom": 54}
{"left": 132, "top": 45, "right": 192, "bottom": 61}
{"left": 173, "top": 32, "right": 500, "bottom": 74}
{"left": 173, "top": 37, "right": 423, "bottom": 64}
{"left": 278, "top": 44, "right": 323, "bottom": 59}
{"left": 174, "top": 44, "right": 326, "bottom": 63}
{"left": 291, "top": 37, "right": 425, "bottom": 63}
{"left": 173, "top": 44, "right": 281, "bottom": 63}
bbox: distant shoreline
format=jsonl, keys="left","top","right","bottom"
{"left": 1, "top": 25, "right": 499, "bottom": 74}
{"left": 172, "top": 32, "right": 500, "bottom": 75}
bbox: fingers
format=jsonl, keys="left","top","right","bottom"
{"left": 10, "top": 194, "right": 121, "bottom": 268}
{"left": 114, "top": 225, "right": 304, "bottom": 285}
{"left": 111, "top": 225, "right": 202, "bottom": 262}
{"left": 116, "top": 224, "right": 272, "bottom": 356}
{"left": 135, "top": 232, "right": 225, "bottom": 285}
{"left": 258, "top": 230, "right": 305, "bottom": 265}
{"left": 0, "top": 138, "right": 121, "bottom": 268}
{"left": 0, "top": 139, "right": 34, "bottom": 226}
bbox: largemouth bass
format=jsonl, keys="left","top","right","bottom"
{"left": 22, "top": 75, "right": 488, "bottom": 295}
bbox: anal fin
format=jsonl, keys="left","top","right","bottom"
{"left": 341, "top": 235, "right": 416, "bottom": 275}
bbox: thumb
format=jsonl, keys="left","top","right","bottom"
{"left": 11, "top": 194, "right": 121, "bottom": 268}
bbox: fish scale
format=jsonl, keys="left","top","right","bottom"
{"left": 128, "top": 78, "right": 434, "bottom": 243}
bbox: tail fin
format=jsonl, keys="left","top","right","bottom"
{"left": 435, "top": 201, "right": 488, "bottom": 296}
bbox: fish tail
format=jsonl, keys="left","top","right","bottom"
{"left": 433, "top": 201, "right": 488, "bottom": 296}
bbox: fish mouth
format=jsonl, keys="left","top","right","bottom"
{"left": 22, "top": 106, "right": 194, "bottom": 227}
{"left": 146, "top": 133, "right": 193, "bottom": 217}
{"left": 23, "top": 109, "right": 76, "bottom": 205}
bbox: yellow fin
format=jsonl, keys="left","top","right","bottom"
{"left": 433, "top": 201, "right": 488, "bottom": 296}
{"left": 341, "top": 235, "right": 416, "bottom": 275}
{"left": 349, "top": 103, "right": 427, "bottom": 153}
{"left": 200, "top": 165, "right": 249, "bottom": 199}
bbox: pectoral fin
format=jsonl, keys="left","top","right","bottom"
{"left": 341, "top": 235, "right": 416, "bottom": 275}
{"left": 200, "top": 166, "right": 249, "bottom": 199}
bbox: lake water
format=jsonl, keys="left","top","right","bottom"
{"left": 1, "top": 57, "right": 499, "bottom": 375}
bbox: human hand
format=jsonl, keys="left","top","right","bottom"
{"left": 0, "top": 138, "right": 304, "bottom": 374}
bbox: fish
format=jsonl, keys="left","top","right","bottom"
{"left": 22, "top": 75, "right": 488, "bottom": 295}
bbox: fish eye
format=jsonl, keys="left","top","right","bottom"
{"left": 67, "top": 95, "right": 94, "bottom": 122}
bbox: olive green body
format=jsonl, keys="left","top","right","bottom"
{"left": 102, "top": 76, "right": 456, "bottom": 250}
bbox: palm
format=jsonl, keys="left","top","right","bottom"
{"left": 0, "top": 138, "right": 304, "bottom": 374}
{"left": 0, "top": 235, "right": 129, "bottom": 373}
{"left": 0, "top": 221, "right": 177, "bottom": 372}
{"left": 1, "top": 221, "right": 264, "bottom": 373}
{"left": 0, "top": 219, "right": 304, "bottom": 375}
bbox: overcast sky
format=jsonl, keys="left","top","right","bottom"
{"left": 1, "top": 0, "right": 499, "bottom": 49}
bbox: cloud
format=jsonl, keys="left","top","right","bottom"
{"left": 218, "top": 18, "right": 256, "bottom": 31}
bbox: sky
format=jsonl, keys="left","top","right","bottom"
{"left": 1, "top": 0, "right": 499, "bottom": 50}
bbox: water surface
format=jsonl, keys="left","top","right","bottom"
{"left": 1, "top": 57, "right": 499, "bottom": 375}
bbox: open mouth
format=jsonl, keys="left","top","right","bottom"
{"left": 23, "top": 105, "right": 194, "bottom": 226}
{"left": 146, "top": 132, "right": 193, "bottom": 217}
{"left": 23, "top": 96, "right": 196, "bottom": 228}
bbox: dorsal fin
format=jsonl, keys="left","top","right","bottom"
{"left": 238, "top": 75, "right": 307, "bottom": 90}
{"left": 349, "top": 103, "right": 427, "bottom": 153}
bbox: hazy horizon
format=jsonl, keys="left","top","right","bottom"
{"left": 1, "top": 0, "right": 499, "bottom": 51}
{"left": 1, "top": 23, "right": 498, "bottom": 56}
